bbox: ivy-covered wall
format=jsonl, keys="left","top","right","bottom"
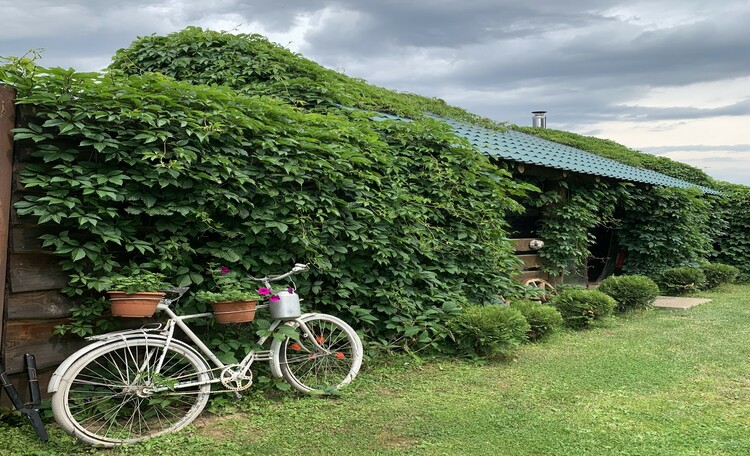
{"left": 712, "top": 183, "right": 750, "bottom": 278}
{"left": 1, "top": 54, "right": 530, "bottom": 351}
{"left": 102, "top": 27, "right": 750, "bottom": 281}
{"left": 513, "top": 125, "right": 745, "bottom": 279}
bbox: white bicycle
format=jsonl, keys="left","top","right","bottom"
{"left": 47, "top": 264, "right": 363, "bottom": 447}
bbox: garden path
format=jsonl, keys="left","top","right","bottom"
{"left": 652, "top": 296, "right": 710, "bottom": 310}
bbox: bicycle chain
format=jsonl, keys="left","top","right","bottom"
{"left": 151, "top": 365, "right": 254, "bottom": 395}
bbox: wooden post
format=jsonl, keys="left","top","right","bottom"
{"left": 0, "top": 86, "right": 16, "bottom": 353}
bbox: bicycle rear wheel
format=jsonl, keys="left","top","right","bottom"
{"left": 276, "top": 314, "right": 363, "bottom": 393}
{"left": 52, "top": 338, "right": 211, "bottom": 447}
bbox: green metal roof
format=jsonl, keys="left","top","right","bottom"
{"left": 440, "top": 118, "right": 722, "bottom": 195}
{"left": 369, "top": 111, "right": 721, "bottom": 195}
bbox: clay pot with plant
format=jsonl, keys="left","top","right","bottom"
{"left": 194, "top": 265, "right": 258, "bottom": 324}
{"left": 106, "top": 270, "right": 171, "bottom": 318}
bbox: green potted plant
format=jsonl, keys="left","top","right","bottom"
{"left": 106, "top": 270, "right": 171, "bottom": 318}
{"left": 194, "top": 265, "right": 258, "bottom": 323}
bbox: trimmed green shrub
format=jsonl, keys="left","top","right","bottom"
{"left": 553, "top": 289, "right": 615, "bottom": 329}
{"left": 656, "top": 267, "right": 707, "bottom": 295}
{"left": 511, "top": 300, "right": 564, "bottom": 341}
{"left": 447, "top": 305, "right": 530, "bottom": 359}
{"left": 700, "top": 262, "right": 740, "bottom": 289}
{"left": 597, "top": 275, "right": 659, "bottom": 311}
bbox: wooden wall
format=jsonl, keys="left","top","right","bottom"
{"left": 1, "top": 89, "right": 86, "bottom": 406}
{"left": 1, "top": 87, "right": 14, "bottom": 352}
{"left": 511, "top": 238, "right": 552, "bottom": 284}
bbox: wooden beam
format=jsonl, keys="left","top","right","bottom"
{"left": 1, "top": 86, "right": 17, "bottom": 351}
{"left": 517, "top": 254, "right": 543, "bottom": 270}
{"left": 510, "top": 238, "right": 543, "bottom": 253}
{"left": 10, "top": 226, "right": 55, "bottom": 253}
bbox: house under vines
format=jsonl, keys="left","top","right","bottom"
{"left": 2, "top": 28, "right": 748, "bottom": 401}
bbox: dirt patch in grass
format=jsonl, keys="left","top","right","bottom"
{"left": 192, "top": 412, "right": 264, "bottom": 441}
{"left": 375, "top": 426, "right": 420, "bottom": 450}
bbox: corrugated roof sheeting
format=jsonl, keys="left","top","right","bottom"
{"left": 441, "top": 119, "right": 722, "bottom": 195}
{"left": 368, "top": 112, "right": 721, "bottom": 195}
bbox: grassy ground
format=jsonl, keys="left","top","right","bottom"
{"left": 2, "top": 284, "right": 750, "bottom": 455}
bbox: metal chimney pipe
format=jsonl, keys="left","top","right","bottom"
{"left": 532, "top": 111, "right": 547, "bottom": 128}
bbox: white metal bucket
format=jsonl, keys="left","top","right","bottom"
{"left": 271, "top": 291, "right": 302, "bottom": 320}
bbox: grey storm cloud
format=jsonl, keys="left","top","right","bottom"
{"left": 2, "top": 0, "right": 750, "bottom": 184}
{"left": 642, "top": 144, "right": 750, "bottom": 154}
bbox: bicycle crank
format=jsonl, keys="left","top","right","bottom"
{"left": 219, "top": 365, "right": 253, "bottom": 391}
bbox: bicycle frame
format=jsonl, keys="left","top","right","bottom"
{"left": 49, "top": 301, "right": 335, "bottom": 397}
{"left": 50, "top": 263, "right": 337, "bottom": 395}
{"left": 150, "top": 303, "right": 285, "bottom": 391}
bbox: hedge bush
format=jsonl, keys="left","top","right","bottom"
{"left": 553, "top": 289, "right": 615, "bottom": 329}
{"left": 447, "top": 305, "right": 530, "bottom": 359}
{"left": 656, "top": 267, "right": 707, "bottom": 295}
{"left": 617, "top": 187, "right": 713, "bottom": 276}
{"left": 700, "top": 262, "right": 740, "bottom": 289}
{"left": 511, "top": 300, "right": 564, "bottom": 341}
{"left": 597, "top": 275, "right": 659, "bottom": 311}
{"left": 712, "top": 184, "right": 750, "bottom": 277}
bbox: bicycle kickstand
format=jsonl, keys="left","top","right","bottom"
{"left": 0, "top": 355, "right": 49, "bottom": 443}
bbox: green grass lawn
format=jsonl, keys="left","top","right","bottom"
{"left": 2, "top": 284, "right": 750, "bottom": 455}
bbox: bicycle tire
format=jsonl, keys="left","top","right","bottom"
{"left": 51, "top": 338, "right": 211, "bottom": 447}
{"left": 275, "top": 313, "right": 363, "bottom": 393}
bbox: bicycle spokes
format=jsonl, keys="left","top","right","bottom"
{"left": 61, "top": 341, "right": 210, "bottom": 444}
{"left": 279, "top": 316, "right": 360, "bottom": 392}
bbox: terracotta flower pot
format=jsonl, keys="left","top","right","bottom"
{"left": 108, "top": 291, "right": 165, "bottom": 317}
{"left": 211, "top": 300, "right": 257, "bottom": 324}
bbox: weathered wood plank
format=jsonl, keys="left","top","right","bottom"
{"left": 12, "top": 160, "right": 27, "bottom": 192}
{"left": 510, "top": 238, "right": 544, "bottom": 252}
{"left": 517, "top": 254, "right": 543, "bottom": 270}
{"left": 1, "top": 86, "right": 17, "bottom": 349}
{"left": 10, "top": 226, "right": 57, "bottom": 253}
{"left": 514, "top": 270, "right": 552, "bottom": 284}
{"left": 8, "top": 253, "right": 68, "bottom": 293}
{"left": 6, "top": 290, "right": 75, "bottom": 319}
{"left": 2, "top": 319, "right": 86, "bottom": 374}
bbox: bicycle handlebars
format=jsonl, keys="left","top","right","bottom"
{"left": 248, "top": 263, "right": 310, "bottom": 283}
{"left": 157, "top": 265, "right": 309, "bottom": 308}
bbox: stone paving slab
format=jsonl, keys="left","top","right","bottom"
{"left": 653, "top": 296, "right": 710, "bottom": 310}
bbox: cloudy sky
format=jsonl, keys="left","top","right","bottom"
{"left": 2, "top": 0, "right": 749, "bottom": 185}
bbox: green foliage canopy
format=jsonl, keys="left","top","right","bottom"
{"left": 616, "top": 187, "right": 712, "bottom": 276}
{"left": 109, "top": 26, "right": 506, "bottom": 129}
{"left": 2, "top": 54, "right": 530, "bottom": 346}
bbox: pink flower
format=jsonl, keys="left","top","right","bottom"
{"left": 288, "top": 287, "right": 295, "bottom": 294}
{"left": 258, "top": 287, "right": 271, "bottom": 295}
{"left": 270, "top": 295, "right": 281, "bottom": 303}
{"left": 220, "top": 266, "right": 230, "bottom": 275}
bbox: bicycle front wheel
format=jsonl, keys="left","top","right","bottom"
{"left": 52, "top": 338, "right": 211, "bottom": 447}
{"left": 276, "top": 313, "right": 363, "bottom": 393}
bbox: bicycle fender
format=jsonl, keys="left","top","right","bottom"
{"left": 47, "top": 335, "right": 204, "bottom": 393}
{"left": 269, "top": 320, "right": 297, "bottom": 379}
{"left": 268, "top": 313, "right": 318, "bottom": 378}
